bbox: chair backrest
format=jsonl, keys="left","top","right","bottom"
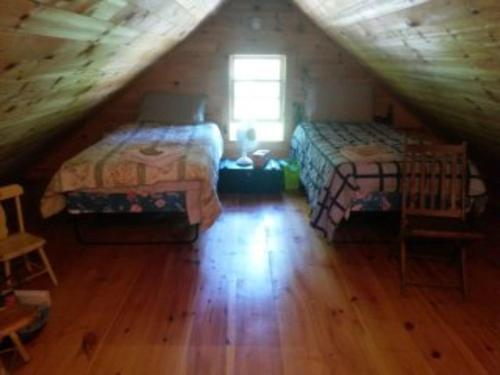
{"left": 401, "top": 143, "right": 467, "bottom": 221}
{"left": 0, "top": 184, "right": 25, "bottom": 235}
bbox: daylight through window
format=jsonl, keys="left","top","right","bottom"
{"left": 229, "top": 55, "right": 286, "bottom": 142}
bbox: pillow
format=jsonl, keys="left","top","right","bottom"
{"left": 138, "top": 93, "right": 206, "bottom": 124}
{"left": 305, "top": 81, "right": 373, "bottom": 123}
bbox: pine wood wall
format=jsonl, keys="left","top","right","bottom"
{"left": 32, "top": 0, "right": 421, "bottom": 173}
{"left": 294, "top": 0, "right": 500, "bottom": 160}
{"left": 0, "top": 0, "right": 223, "bottom": 175}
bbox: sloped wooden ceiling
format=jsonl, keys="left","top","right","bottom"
{"left": 0, "top": 0, "right": 223, "bottom": 174}
{"left": 294, "top": 0, "right": 500, "bottom": 159}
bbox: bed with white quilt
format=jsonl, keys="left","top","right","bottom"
{"left": 41, "top": 93, "right": 223, "bottom": 236}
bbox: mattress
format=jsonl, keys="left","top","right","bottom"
{"left": 41, "top": 122, "right": 223, "bottom": 229}
{"left": 290, "top": 121, "right": 487, "bottom": 240}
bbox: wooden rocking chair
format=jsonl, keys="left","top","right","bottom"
{"left": 400, "top": 143, "right": 483, "bottom": 298}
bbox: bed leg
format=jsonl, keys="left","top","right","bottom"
{"left": 73, "top": 215, "right": 87, "bottom": 245}
{"left": 188, "top": 224, "right": 199, "bottom": 244}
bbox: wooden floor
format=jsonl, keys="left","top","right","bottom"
{"left": 7, "top": 193, "right": 500, "bottom": 374}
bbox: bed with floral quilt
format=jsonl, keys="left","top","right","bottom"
{"left": 41, "top": 121, "right": 223, "bottom": 242}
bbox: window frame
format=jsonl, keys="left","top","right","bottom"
{"left": 229, "top": 54, "right": 287, "bottom": 142}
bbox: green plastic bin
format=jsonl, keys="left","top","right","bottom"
{"left": 283, "top": 160, "right": 300, "bottom": 190}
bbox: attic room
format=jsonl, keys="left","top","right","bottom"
{"left": 0, "top": 0, "right": 499, "bottom": 373}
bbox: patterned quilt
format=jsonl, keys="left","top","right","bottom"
{"left": 41, "top": 122, "right": 223, "bottom": 229}
{"left": 290, "top": 121, "right": 487, "bottom": 240}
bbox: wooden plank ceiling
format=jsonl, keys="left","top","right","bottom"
{"left": 2, "top": 0, "right": 499, "bottom": 174}
{"left": 293, "top": 0, "right": 500, "bottom": 159}
{"left": 0, "top": 0, "right": 223, "bottom": 173}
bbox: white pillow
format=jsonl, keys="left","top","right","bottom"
{"left": 305, "top": 81, "right": 373, "bottom": 123}
{"left": 138, "top": 93, "right": 206, "bottom": 124}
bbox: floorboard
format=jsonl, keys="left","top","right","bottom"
{"left": 7, "top": 193, "right": 500, "bottom": 374}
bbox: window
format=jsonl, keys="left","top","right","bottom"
{"left": 229, "top": 55, "right": 286, "bottom": 142}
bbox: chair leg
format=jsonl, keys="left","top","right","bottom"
{"left": 4, "top": 261, "right": 11, "bottom": 286}
{"left": 0, "top": 358, "right": 7, "bottom": 375}
{"left": 460, "top": 245, "right": 467, "bottom": 300}
{"left": 400, "top": 239, "right": 407, "bottom": 295}
{"left": 24, "top": 254, "right": 33, "bottom": 273}
{"left": 9, "top": 332, "right": 30, "bottom": 362}
{"left": 38, "top": 248, "right": 58, "bottom": 286}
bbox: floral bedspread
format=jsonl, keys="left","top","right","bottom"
{"left": 41, "top": 122, "right": 223, "bottom": 229}
{"left": 66, "top": 191, "right": 187, "bottom": 214}
{"left": 291, "top": 121, "right": 487, "bottom": 240}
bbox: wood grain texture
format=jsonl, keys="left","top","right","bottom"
{"left": 9, "top": 192, "right": 500, "bottom": 374}
{"left": 293, "top": 0, "right": 500, "bottom": 159}
{"left": 27, "top": 0, "right": 423, "bottom": 178}
{"left": 0, "top": 0, "right": 224, "bottom": 174}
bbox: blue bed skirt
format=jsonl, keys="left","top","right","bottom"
{"left": 351, "top": 192, "right": 401, "bottom": 212}
{"left": 66, "top": 191, "right": 187, "bottom": 214}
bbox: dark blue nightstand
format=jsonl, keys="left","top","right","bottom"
{"left": 218, "top": 159, "right": 284, "bottom": 194}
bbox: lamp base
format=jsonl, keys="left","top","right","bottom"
{"left": 236, "top": 155, "right": 253, "bottom": 167}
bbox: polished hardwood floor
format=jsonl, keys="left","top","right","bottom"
{"left": 7, "top": 193, "right": 500, "bottom": 374}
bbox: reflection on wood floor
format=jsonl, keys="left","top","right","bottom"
{"left": 9, "top": 193, "right": 500, "bottom": 374}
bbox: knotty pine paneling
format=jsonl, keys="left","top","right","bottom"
{"left": 294, "top": 0, "right": 500, "bottom": 160}
{"left": 30, "top": 0, "right": 421, "bottom": 174}
{"left": 0, "top": 0, "right": 224, "bottom": 175}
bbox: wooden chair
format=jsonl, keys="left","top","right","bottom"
{"left": 400, "top": 143, "right": 483, "bottom": 297}
{"left": 0, "top": 185, "right": 57, "bottom": 287}
{"left": 0, "top": 290, "right": 51, "bottom": 372}
{"left": 0, "top": 304, "right": 38, "bottom": 363}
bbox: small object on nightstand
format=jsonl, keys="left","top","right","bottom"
{"left": 236, "top": 126, "right": 258, "bottom": 167}
{"left": 251, "top": 149, "right": 272, "bottom": 168}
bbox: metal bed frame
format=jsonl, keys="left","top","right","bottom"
{"left": 71, "top": 212, "right": 199, "bottom": 245}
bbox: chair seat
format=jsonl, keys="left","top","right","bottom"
{"left": 0, "top": 233, "right": 46, "bottom": 260}
{"left": 404, "top": 216, "right": 484, "bottom": 241}
{"left": 0, "top": 305, "right": 38, "bottom": 337}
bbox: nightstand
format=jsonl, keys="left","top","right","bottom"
{"left": 218, "top": 159, "right": 284, "bottom": 194}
